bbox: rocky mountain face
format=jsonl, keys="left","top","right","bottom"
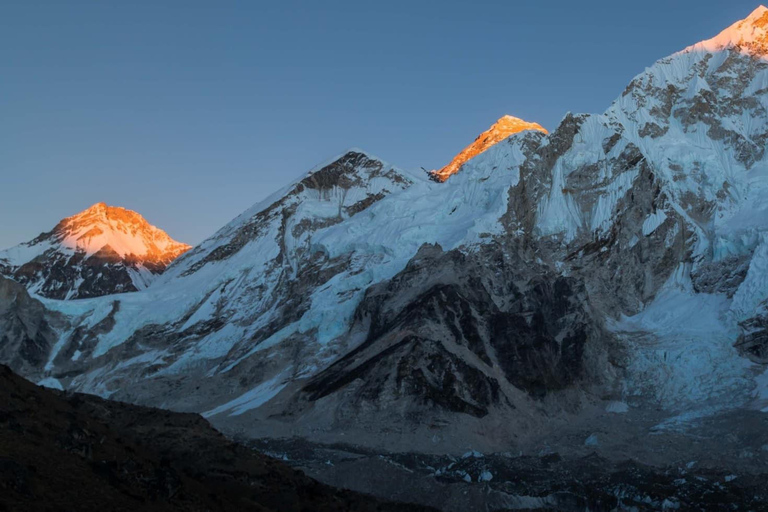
{"left": 5, "top": 5, "right": 768, "bottom": 510}
{"left": 430, "top": 115, "right": 547, "bottom": 182}
{"left": 0, "top": 364, "right": 435, "bottom": 512}
{"left": 0, "top": 202, "right": 190, "bottom": 299}
{"left": 296, "top": 241, "right": 605, "bottom": 425}
{"left": 0, "top": 276, "right": 63, "bottom": 379}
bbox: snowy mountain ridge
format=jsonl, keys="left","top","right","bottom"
{"left": 684, "top": 5, "right": 768, "bottom": 55}
{"left": 5, "top": 6, "right": 768, "bottom": 462}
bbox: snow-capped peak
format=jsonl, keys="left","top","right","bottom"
{"left": 0, "top": 203, "right": 191, "bottom": 299}
{"left": 53, "top": 202, "right": 190, "bottom": 260}
{"left": 430, "top": 115, "right": 547, "bottom": 182}
{"left": 683, "top": 5, "right": 768, "bottom": 55}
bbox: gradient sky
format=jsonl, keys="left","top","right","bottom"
{"left": 0, "top": 0, "right": 760, "bottom": 249}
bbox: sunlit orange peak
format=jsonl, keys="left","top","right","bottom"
{"left": 431, "top": 115, "right": 547, "bottom": 182}
{"left": 56, "top": 202, "right": 191, "bottom": 264}
{"left": 684, "top": 5, "right": 768, "bottom": 55}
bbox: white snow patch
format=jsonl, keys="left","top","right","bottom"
{"left": 478, "top": 470, "right": 493, "bottom": 482}
{"left": 605, "top": 401, "right": 629, "bottom": 413}
{"left": 202, "top": 369, "right": 291, "bottom": 418}
{"left": 642, "top": 210, "right": 668, "bottom": 236}
{"left": 38, "top": 377, "right": 63, "bottom": 390}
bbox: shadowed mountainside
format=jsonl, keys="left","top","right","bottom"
{"left": 0, "top": 364, "right": 435, "bottom": 512}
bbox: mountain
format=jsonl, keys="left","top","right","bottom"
{"left": 0, "top": 202, "right": 190, "bottom": 299}
{"left": 429, "top": 115, "right": 547, "bottom": 182}
{"left": 0, "top": 364, "right": 435, "bottom": 512}
{"left": 5, "top": 5, "right": 768, "bottom": 509}
{"left": 13, "top": 4, "right": 768, "bottom": 434}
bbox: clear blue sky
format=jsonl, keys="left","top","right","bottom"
{"left": 0, "top": 0, "right": 759, "bottom": 249}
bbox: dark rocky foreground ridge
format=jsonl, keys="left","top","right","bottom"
{"left": 0, "top": 364, "right": 435, "bottom": 512}
{"left": 2, "top": 363, "right": 768, "bottom": 512}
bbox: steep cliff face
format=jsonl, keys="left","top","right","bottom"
{"left": 5, "top": 5, "right": 768, "bottom": 460}
{"left": 299, "top": 242, "right": 602, "bottom": 419}
{"left": 0, "top": 276, "right": 64, "bottom": 379}
{"left": 0, "top": 202, "right": 190, "bottom": 299}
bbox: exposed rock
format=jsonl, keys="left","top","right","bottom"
{"left": 736, "top": 309, "right": 768, "bottom": 363}
{"left": 0, "top": 276, "right": 63, "bottom": 379}
{"left": 301, "top": 241, "right": 601, "bottom": 422}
